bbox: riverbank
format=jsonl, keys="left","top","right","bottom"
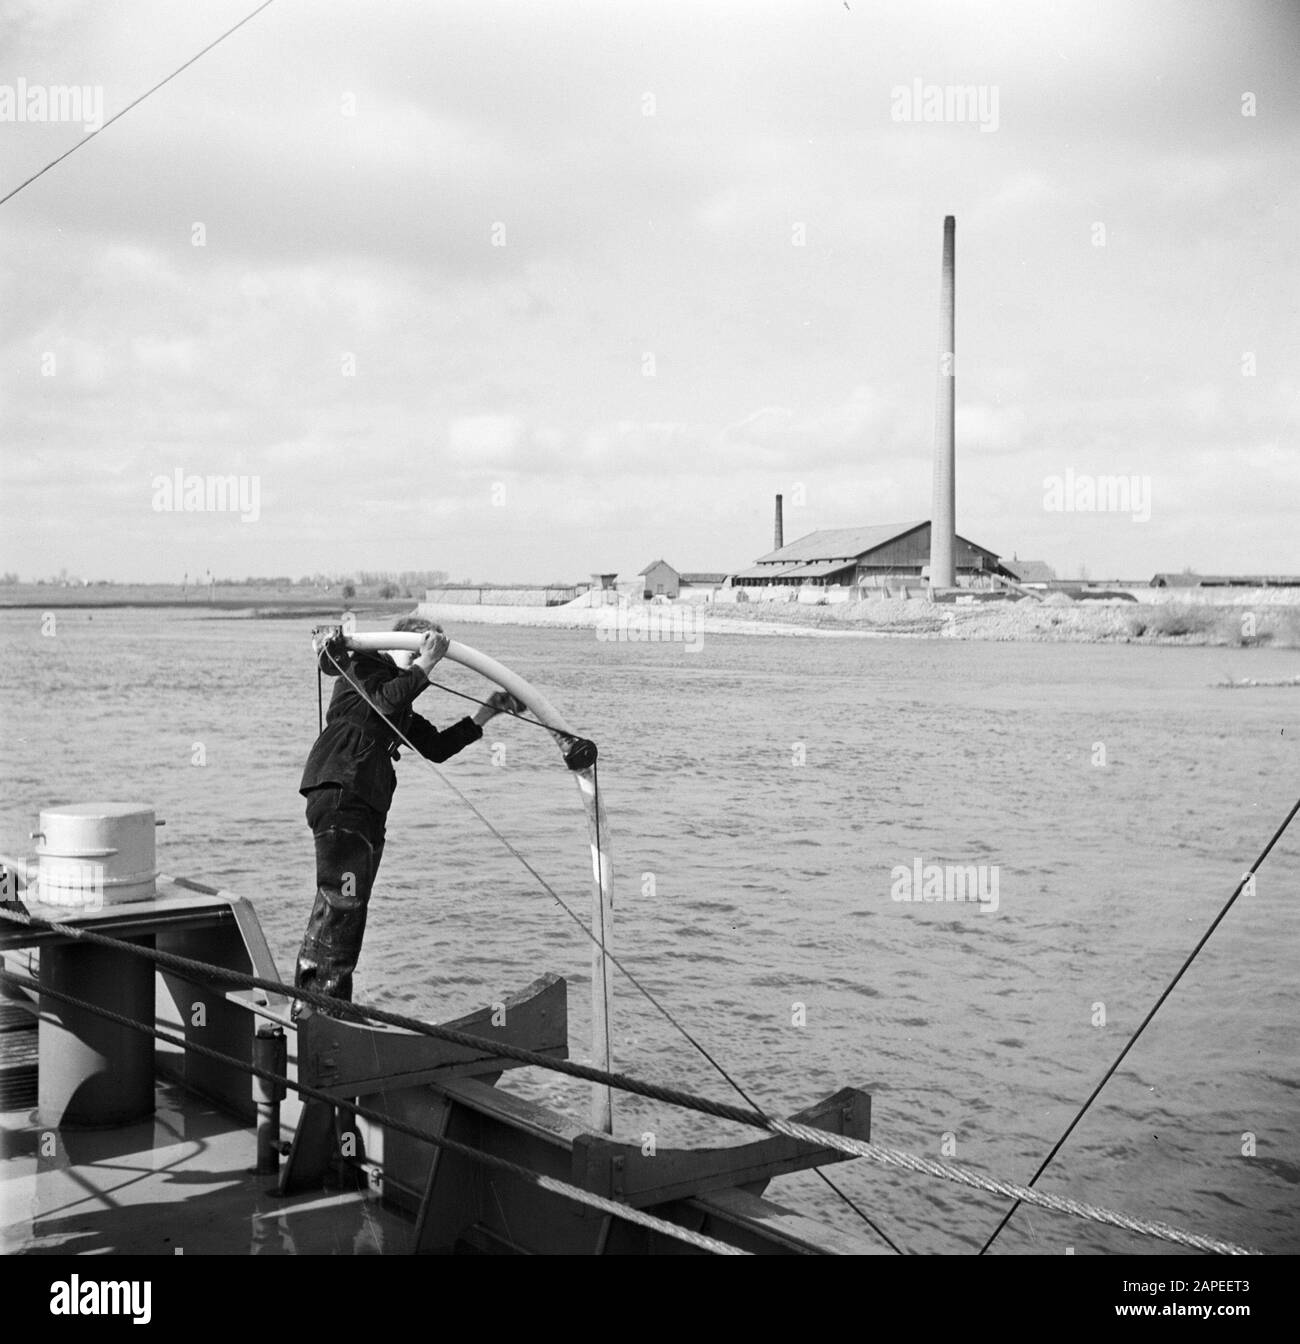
{"left": 412, "top": 594, "right": 1300, "bottom": 647}
{"left": 6, "top": 584, "right": 1296, "bottom": 647}
{"left": 0, "top": 581, "right": 426, "bottom": 612}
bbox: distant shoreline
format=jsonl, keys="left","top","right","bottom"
{"left": 0, "top": 583, "right": 409, "bottom": 616}
{"left": 3, "top": 586, "right": 1296, "bottom": 647}
{"left": 410, "top": 595, "right": 1300, "bottom": 648}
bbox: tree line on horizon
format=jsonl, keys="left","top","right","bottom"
{"left": 2, "top": 569, "right": 454, "bottom": 590}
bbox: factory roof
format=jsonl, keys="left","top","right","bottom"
{"left": 754, "top": 521, "right": 928, "bottom": 565}
{"left": 1002, "top": 559, "right": 1056, "bottom": 584}
{"left": 754, "top": 520, "right": 1002, "bottom": 567}
{"left": 731, "top": 564, "right": 798, "bottom": 581}
{"left": 637, "top": 562, "right": 731, "bottom": 582}
{"left": 780, "top": 559, "right": 861, "bottom": 578}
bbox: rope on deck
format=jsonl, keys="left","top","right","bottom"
{"left": 0, "top": 904, "right": 1258, "bottom": 1254}
{"left": 0, "top": 965, "right": 749, "bottom": 1256}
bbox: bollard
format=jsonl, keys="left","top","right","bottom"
{"left": 39, "top": 938, "right": 154, "bottom": 1127}
{"left": 34, "top": 803, "right": 158, "bottom": 908}
{"left": 252, "top": 1024, "right": 286, "bottom": 1173}
{"left": 31, "top": 804, "right": 160, "bottom": 1127}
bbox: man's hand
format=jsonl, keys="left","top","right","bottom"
{"left": 413, "top": 628, "right": 450, "bottom": 676}
{"left": 473, "top": 690, "right": 523, "bottom": 727}
{"left": 312, "top": 628, "right": 346, "bottom": 664}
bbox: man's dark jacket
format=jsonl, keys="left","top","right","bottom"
{"left": 300, "top": 641, "right": 482, "bottom": 814}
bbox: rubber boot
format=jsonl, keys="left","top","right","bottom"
{"left": 293, "top": 825, "right": 377, "bottom": 1019}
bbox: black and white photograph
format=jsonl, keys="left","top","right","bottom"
{"left": 0, "top": 0, "right": 1296, "bottom": 1293}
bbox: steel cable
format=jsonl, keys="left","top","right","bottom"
{"left": 0, "top": 903, "right": 1255, "bottom": 1254}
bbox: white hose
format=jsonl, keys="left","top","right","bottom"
{"left": 342, "top": 632, "right": 577, "bottom": 738}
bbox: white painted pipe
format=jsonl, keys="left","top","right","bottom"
{"left": 343, "top": 633, "right": 577, "bottom": 737}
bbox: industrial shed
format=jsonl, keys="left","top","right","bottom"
{"left": 1150, "top": 572, "right": 1300, "bottom": 589}
{"left": 1001, "top": 558, "right": 1056, "bottom": 586}
{"left": 638, "top": 561, "right": 730, "bottom": 599}
{"left": 735, "top": 521, "right": 1006, "bottom": 590}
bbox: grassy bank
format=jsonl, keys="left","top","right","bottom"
{"left": 6, "top": 583, "right": 1296, "bottom": 648}
{"left": 703, "top": 597, "right": 1300, "bottom": 646}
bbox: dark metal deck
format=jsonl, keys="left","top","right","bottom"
{"left": 1, "top": 1076, "right": 413, "bottom": 1255}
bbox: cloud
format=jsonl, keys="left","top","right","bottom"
{"left": 957, "top": 403, "right": 1029, "bottom": 451}
{"left": 2, "top": 0, "right": 1298, "bottom": 582}
{"left": 447, "top": 415, "right": 524, "bottom": 467}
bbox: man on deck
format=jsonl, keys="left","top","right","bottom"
{"left": 293, "top": 615, "right": 518, "bottom": 1016}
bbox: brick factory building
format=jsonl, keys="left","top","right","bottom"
{"left": 733, "top": 520, "right": 1008, "bottom": 591}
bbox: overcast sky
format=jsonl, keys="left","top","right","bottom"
{"left": 2, "top": 0, "right": 1297, "bottom": 582}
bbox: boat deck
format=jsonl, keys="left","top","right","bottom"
{"left": 1, "top": 1089, "right": 412, "bottom": 1255}
{"left": 1, "top": 996, "right": 411, "bottom": 1255}
{"left": 0, "top": 884, "right": 890, "bottom": 1256}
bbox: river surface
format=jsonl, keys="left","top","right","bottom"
{"left": 1, "top": 606, "right": 1296, "bottom": 1254}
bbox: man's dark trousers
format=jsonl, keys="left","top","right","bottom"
{"left": 294, "top": 785, "right": 387, "bottom": 1010}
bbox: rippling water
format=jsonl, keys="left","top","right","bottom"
{"left": 1, "top": 606, "right": 1296, "bottom": 1254}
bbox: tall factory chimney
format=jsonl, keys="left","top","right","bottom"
{"left": 774, "top": 493, "right": 784, "bottom": 551}
{"left": 929, "top": 215, "right": 956, "bottom": 590}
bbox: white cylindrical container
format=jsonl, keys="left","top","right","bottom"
{"left": 34, "top": 803, "right": 158, "bottom": 908}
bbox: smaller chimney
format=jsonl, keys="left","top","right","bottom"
{"left": 774, "top": 494, "right": 784, "bottom": 551}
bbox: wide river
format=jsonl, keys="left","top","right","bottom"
{"left": 1, "top": 606, "right": 1296, "bottom": 1254}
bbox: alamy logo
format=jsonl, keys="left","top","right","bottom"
{"left": 50, "top": 1276, "right": 151, "bottom": 1324}
{"left": 891, "top": 80, "right": 999, "bottom": 132}
{"left": 151, "top": 470, "right": 261, "bottom": 522}
{"left": 4, "top": 863, "right": 104, "bottom": 910}
{"left": 0, "top": 79, "right": 104, "bottom": 131}
{"left": 595, "top": 603, "right": 704, "bottom": 653}
{"left": 890, "top": 858, "right": 1000, "bottom": 913}
{"left": 1043, "top": 469, "right": 1151, "bottom": 522}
